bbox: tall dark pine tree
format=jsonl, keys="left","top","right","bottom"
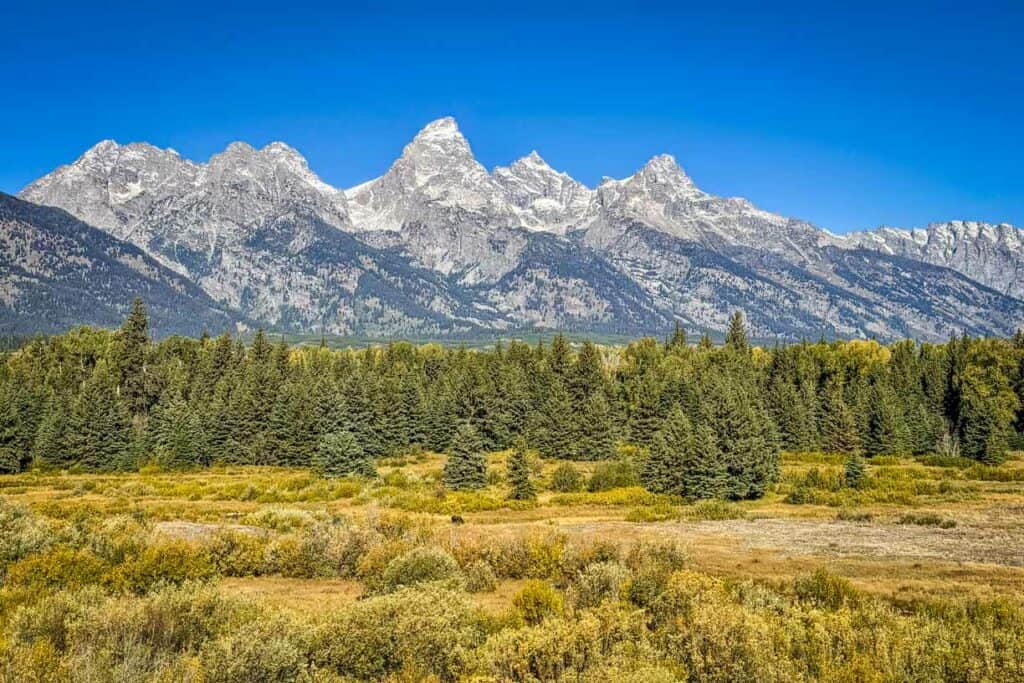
{"left": 820, "top": 378, "right": 861, "bottom": 454}
{"left": 506, "top": 436, "right": 536, "bottom": 501}
{"left": 66, "top": 361, "right": 133, "bottom": 470}
{"left": 724, "top": 311, "right": 750, "bottom": 354}
{"left": 443, "top": 422, "right": 488, "bottom": 490}
{"left": 118, "top": 298, "right": 151, "bottom": 417}
{"left": 577, "top": 393, "right": 617, "bottom": 461}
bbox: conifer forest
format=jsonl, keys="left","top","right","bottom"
{"left": 2, "top": 301, "right": 1024, "bottom": 682}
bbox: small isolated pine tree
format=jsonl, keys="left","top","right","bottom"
{"left": 844, "top": 454, "right": 867, "bottom": 489}
{"left": 506, "top": 437, "right": 536, "bottom": 501}
{"left": 443, "top": 423, "right": 487, "bottom": 490}
{"left": 314, "top": 430, "right": 376, "bottom": 478}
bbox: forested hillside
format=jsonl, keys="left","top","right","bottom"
{"left": 1, "top": 302, "right": 1022, "bottom": 499}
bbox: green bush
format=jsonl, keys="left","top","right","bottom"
{"left": 115, "top": 541, "right": 217, "bottom": 593}
{"left": 200, "top": 615, "right": 308, "bottom": 683}
{"left": 587, "top": 459, "right": 640, "bottom": 492}
{"left": 512, "top": 580, "right": 564, "bottom": 625}
{"left": 568, "top": 561, "right": 630, "bottom": 610}
{"left": 683, "top": 499, "right": 747, "bottom": 521}
{"left": 463, "top": 560, "right": 498, "bottom": 593}
{"left": 5, "top": 547, "right": 110, "bottom": 593}
{"left": 898, "top": 512, "right": 957, "bottom": 529}
{"left": 381, "top": 546, "right": 460, "bottom": 592}
{"left": 550, "top": 462, "right": 585, "bottom": 492}
{"left": 793, "top": 569, "right": 861, "bottom": 610}
{"left": 312, "top": 586, "right": 487, "bottom": 680}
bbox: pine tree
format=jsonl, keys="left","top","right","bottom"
{"left": 117, "top": 298, "right": 151, "bottom": 416}
{"left": 532, "top": 378, "right": 577, "bottom": 459}
{"left": 820, "top": 378, "right": 861, "bottom": 454}
{"left": 506, "top": 437, "right": 536, "bottom": 501}
{"left": 641, "top": 407, "right": 690, "bottom": 495}
{"left": 314, "top": 430, "right": 376, "bottom": 478}
{"left": 725, "top": 311, "right": 750, "bottom": 354}
{"left": 958, "top": 358, "right": 1018, "bottom": 464}
{"left": 577, "top": 392, "right": 617, "bottom": 461}
{"left": 844, "top": 453, "right": 867, "bottom": 489}
{"left": 148, "top": 390, "right": 204, "bottom": 469}
{"left": 443, "top": 422, "right": 488, "bottom": 490}
{"left": 681, "top": 422, "right": 729, "bottom": 499}
{"left": 628, "top": 372, "right": 664, "bottom": 448}
{"left": 666, "top": 321, "right": 687, "bottom": 351}
{"left": 33, "top": 393, "right": 72, "bottom": 469}
{"left": 865, "top": 380, "right": 909, "bottom": 456}
{"left": 66, "top": 361, "right": 133, "bottom": 470}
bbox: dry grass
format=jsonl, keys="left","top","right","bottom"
{"left": 3, "top": 451, "right": 1024, "bottom": 611}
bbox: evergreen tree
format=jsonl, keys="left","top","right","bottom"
{"left": 117, "top": 298, "right": 151, "bottom": 416}
{"left": 958, "top": 358, "right": 1019, "bottom": 464}
{"left": 443, "top": 422, "right": 488, "bottom": 490}
{"left": 66, "top": 361, "right": 133, "bottom": 470}
{"left": 577, "top": 392, "right": 617, "bottom": 461}
{"left": 532, "top": 378, "right": 577, "bottom": 459}
{"left": 865, "top": 380, "right": 909, "bottom": 456}
{"left": 32, "top": 393, "right": 72, "bottom": 469}
{"left": 666, "top": 321, "right": 687, "bottom": 351}
{"left": 313, "top": 430, "right": 376, "bottom": 478}
{"left": 628, "top": 372, "right": 664, "bottom": 448}
{"left": 506, "top": 437, "right": 536, "bottom": 501}
{"left": 820, "top": 378, "right": 861, "bottom": 454}
{"left": 724, "top": 311, "right": 750, "bottom": 354}
{"left": 844, "top": 453, "right": 867, "bottom": 489}
{"left": 148, "top": 389, "right": 204, "bottom": 469}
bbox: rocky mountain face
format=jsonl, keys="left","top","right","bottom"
{"left": 0, "top": 193, "right": 241, "bottom": 337}
{"left": 846, "top": 222, "right": 1024, "bottom": 301}
{"left": 16, "top": 117, "right": 1024, "bottom": 341}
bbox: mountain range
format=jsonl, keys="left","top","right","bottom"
{"left": 8, "top": 117, "right": 1023, "bottom": 341}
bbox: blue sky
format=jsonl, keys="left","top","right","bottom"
{"left": 1, "top": 1, "right": 1021, "bottom": 233}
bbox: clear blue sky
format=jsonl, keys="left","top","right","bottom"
{"left": 2, "top": 1, "right": 1021, "bottom": 233}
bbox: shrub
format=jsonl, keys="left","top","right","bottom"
{"left": 835, "top": 508, "right": 874, "bottom": 522}
{"left": 0, "top": 499, "right": 55, "bottom": 578}
{"left": 587, "top": 459, "right": 640, "bottom": 492}
{"left": 312, "top": 586, "right": 487, "bottom": 680}
{"left": 512, "top": 580, "right": 564, "bottom": 625}
{"left": 381, "top": 547, "right": 460, "bottom": 592}
{"left": 568, "top": 561, "right": 631, "bottom": 610}
{"left": 115, "top": 541, "right": 217, "bottom": 593}
{"left": 207, "top": 530, "right": 268, "bottom": 577}
{"left": 463, "top": 560, "right": 497, "bottom": 593}
{"left": 550, "top": 463, "right": 584, "bottom": 492}
{"left": 625, "top": 502, "right": 678, "bottom": 522}
{"left": 5, "top": 547, "right": 110, "bottom": 593}
{"left": 200, "top": 615, "right": 308, "bottom": 683}
{"left": 793, "top": 569, "right": 861, "bottom": 610}
{"left": 683, "top": 499, "right": 747, "bottom": 521}
{"left": 898, "top": 512, "right": 957, "bottom": 529}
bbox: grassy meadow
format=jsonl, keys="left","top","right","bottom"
{"left": 2, "top": 449, "right": 1024, "bottom": 681}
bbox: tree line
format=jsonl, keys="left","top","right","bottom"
{"left": 0, "top": 302, "right": 1021, "bottom": 500}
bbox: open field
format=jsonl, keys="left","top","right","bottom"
{"left": 3, "top": 450, "right": 1024, "bottom": 681}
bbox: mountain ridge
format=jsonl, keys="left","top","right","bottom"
{"left": 16, "top": 117, "right": 1024, "bottom": 341}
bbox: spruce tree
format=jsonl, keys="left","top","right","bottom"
{"left": 820, "top": 378, "right": 861, "bottom": 454}
{"left": 533, "top": 378, "right": 577, "bottom": 459}
{"left": 725, "top": 311, "right": 750, "bottom": 354}
{"left": 148, "top": 390, "right": 204, "bottom": 469}
{"left": 681, "top": 422, "right": 729, "bottom": 499}
{"left": 33, "top": 394, "right": 72, "bottom": 469}
{"left": 314, "top": 430, "right": 376, "bottom": 478}
{"left": 117, "top": 298, "right": 151, "bottom": 416}
{"left": 506, "top": 437, "right": 536, "bottom": 501}
{"left": 577, "top": 392, "right": 617, "bottom": 461}
{"left": 443, "top": 422, "right": 488, "bottom": 490}
{"left": 844, "top": 453, "right": 867, "bottom": 489}
{"left": 865, "top": 381, "right": 908, "bottom": 456}
{"left": 66, "top": 361, "right": 133, "bottom": 470}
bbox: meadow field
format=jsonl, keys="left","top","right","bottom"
{"left": 2, "top": 449, "right": 1024, "bottom": 682}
